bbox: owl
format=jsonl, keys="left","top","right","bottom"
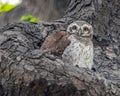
{"left": 41, "top": 31, "right": 70, "bottom": 56}
{"left": 62, "top": 21, "right": 94, "bottom": 69}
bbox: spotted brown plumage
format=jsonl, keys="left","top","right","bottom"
{"left": 41, "top": 31, "right": 70, "bottom": 56}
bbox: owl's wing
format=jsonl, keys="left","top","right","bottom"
{"left": 41, "top": 31, "right": 70, "bottom": 56}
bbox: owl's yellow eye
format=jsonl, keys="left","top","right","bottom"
{"left": 71, "top": 25, "right": 78, "bottom": 31}
{"left": 83, "top": 26, "right": 89, "bottom": 32}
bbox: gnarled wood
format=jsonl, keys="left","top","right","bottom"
{"left": 0, "top": 0, "right": 120, "bottom": 96}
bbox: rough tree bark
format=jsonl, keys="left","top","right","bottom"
{"left": 0, "top": 0, "right": 120, "bottom": 96}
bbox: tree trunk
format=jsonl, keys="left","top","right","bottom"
{"left": 0, "top": 0, "right": 120, "bottom": 96}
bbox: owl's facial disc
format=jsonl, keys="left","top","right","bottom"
{"left": 67, "top": 21, "right": 93, "bottom": 39}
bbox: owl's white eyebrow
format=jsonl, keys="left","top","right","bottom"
{"left": 71, "top": 24, "right": 80, "bottom": 29}
{"left": 82, "top": 24, "right": 89, "bottom": 27}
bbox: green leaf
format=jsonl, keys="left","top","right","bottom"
{"left": 0, "top": 3, "right": 14, "bottom": 12}
{"left": 20, "top": 14, "right": 44, "bottom": 23}
{"left": 0, "top": 1, "right": 21, "bottom": 13}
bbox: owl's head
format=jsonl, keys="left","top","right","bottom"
{"left": 67, "top": 21, "right": 93, "bottom": 39}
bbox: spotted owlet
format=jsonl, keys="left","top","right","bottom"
{"left": 41, "top": 31, "right": 70, "bottom": 56}
{"left": 62, "top": 21, "right": 94, "bottom": 69}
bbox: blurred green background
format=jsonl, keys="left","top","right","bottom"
{"left": 0, "top": 0, "right": 70, "bottom": 28}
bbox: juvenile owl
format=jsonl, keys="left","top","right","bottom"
{"left": 62, "top": 21, "right": 94, "bottom": 69}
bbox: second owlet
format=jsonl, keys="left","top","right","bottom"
{"left": 62, "top": 21, "right": 94, "bottom": 69}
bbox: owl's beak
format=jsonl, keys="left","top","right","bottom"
{"left": 78, "top": 29, "right": 82, "bottom": 36}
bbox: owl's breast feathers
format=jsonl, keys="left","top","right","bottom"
{"left": 41, "top": 31, "right": 70, "bottom": 56}
{"left": 62, "top": 35, "right": 93, "bottom": 69}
